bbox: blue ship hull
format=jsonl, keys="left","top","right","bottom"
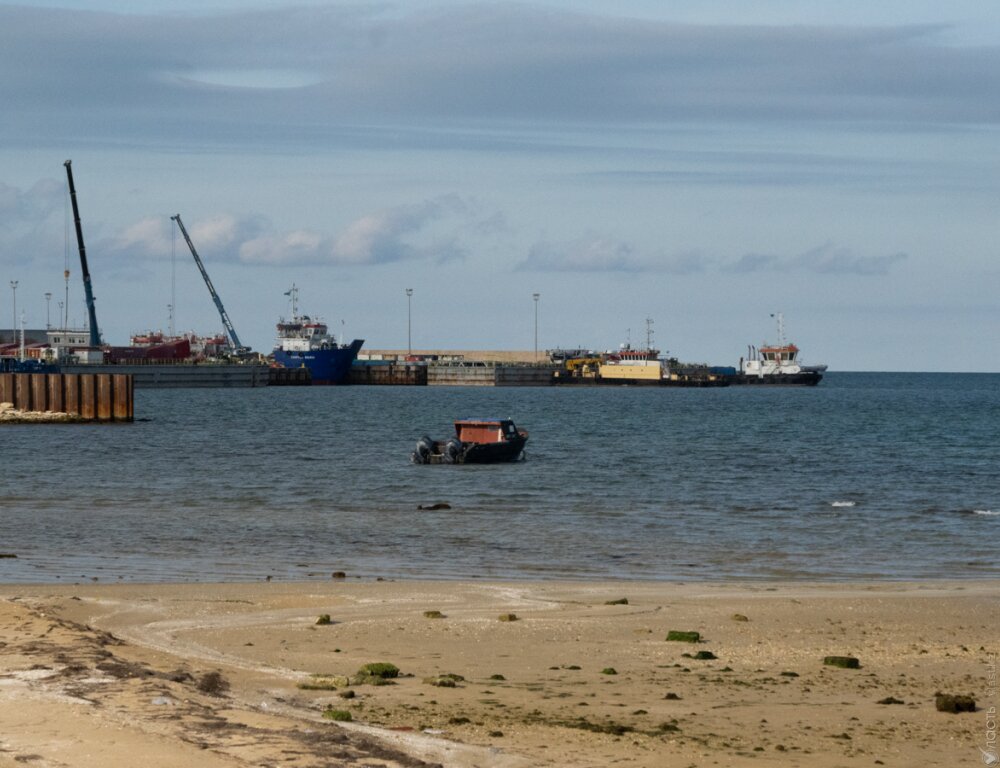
{"left": 272, "top": 339, "right": 363, "bottom": 385}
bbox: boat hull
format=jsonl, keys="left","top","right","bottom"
{"left": 733, "top": 371, "right": 823, "bottom": 386}
{"left": 462, "top": 435, "right": 527, "bottom": 463}
{"left": 272, "top": 339, "right": 363, "bottom": 385}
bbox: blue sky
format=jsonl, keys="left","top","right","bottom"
{"left": 1, "top": 1, "right": 998, "bottom": 371}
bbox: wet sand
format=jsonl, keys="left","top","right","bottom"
{"left": 1, "top": 579, "right": 996, "bottom": 767}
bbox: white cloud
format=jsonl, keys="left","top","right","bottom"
{"left": 330, "top": 197, "right": 468, "bottom": 265}
{"left": 90, "top": 196, "right": 475, "bottom": 267}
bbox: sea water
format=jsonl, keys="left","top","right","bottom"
{"left": 1, "top": 372, "right": 998, "bottom": 583}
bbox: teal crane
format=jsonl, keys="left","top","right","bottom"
{"left": 170, "top": 214, "right": 248, "bottom": 355}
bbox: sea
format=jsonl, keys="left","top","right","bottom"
{"left": 1, "top": 372, "right": 998, "bottom": 584}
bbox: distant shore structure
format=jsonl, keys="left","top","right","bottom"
{"left": 362, "top": 349, "right": 539, "bottom": 363}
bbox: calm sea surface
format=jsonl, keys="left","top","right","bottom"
{"left": 2, "top": 372, "right": 998, "bottom": 583}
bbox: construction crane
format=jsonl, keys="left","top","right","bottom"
{"left": 63, "top": 160, "right": 101, "bottom": 347}
{"left": 170, "top": 214, "right": 248, "bottom": 355}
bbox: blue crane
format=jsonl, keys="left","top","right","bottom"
{"left": 170, "top": 214, "right": 248, "bottom": 355}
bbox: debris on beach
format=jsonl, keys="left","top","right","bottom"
{"left": 604, "top": 598, "right": 628, "bottom": 605}
{"left": 935, "top": 693, "right": 976, "bottom": 713}
{"left": 666, "top": 630, "right": 701, "bottom": 643}
{"left": 196, "top": 671, "right": 229, "bottom": 696}
{"left": 823, "top": 656, "right": 861, "bottom": 669}
{"left": 423, "top": 610, "right": 445, "bottom": 619}
{"left": 497, "top": 613, "right": 519, "bottom": 622}
{"left": 354, "top": 662, "right": 400, "bottom": 685}
{"left": 322, "top": 707, "right": 353, "bottom": 721}
{"left": 315, "top": 614, "right": 332, "bottom": 625}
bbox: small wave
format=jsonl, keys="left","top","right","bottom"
{"left": 831, "top": 501, "right": 857, "bottom": 508}
{"left": 973, "top": 509, "right": 998, "bottom": 516}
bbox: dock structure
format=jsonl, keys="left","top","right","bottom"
{"left": 427, "top": 361, "right": 557, "bottom": 387}
{"left": 0, "top": 372, "right": 133, "bottom": 422}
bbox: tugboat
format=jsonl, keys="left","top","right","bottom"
{"left": 411, "top": 419, "right": 528, "bottom": 464}
{"left": 272, "top": 285, "right": 363, "bottom": 385}
{"left": 735, "top": 313, "right": 827, "bottom": 386}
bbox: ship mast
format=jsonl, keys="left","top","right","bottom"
{"left": 284, "top": 284, "right": 299, "bottom": 321}
{"left": 771, "top": 312, "right": 786, "bottom": 347}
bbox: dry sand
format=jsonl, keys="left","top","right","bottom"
{"left": 1, "top": 579, "right": 996, "bottom": 767}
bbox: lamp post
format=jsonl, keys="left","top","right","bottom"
{"left": 405, "top": 288, "right": 413, "bottom": 357}
{"left": 10, "top": 281, "right": 17, "bottom": 340}
{"left": 58, "top": 301, "right": 64, "bottom": 331}
{"left": 532, "top": 292, "right": 540, "bottom": 362}
{"left": 45, "top": 292, "right": 52, "bottom": 329}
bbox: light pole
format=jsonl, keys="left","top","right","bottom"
{"left": 10, "top": 281, "right": 17, "bottom": 340}
{"left": 45, "top": 292, "right": 52, "bottom": 329}
{"left": 57, "top": 301, "right": 64, "bottom": 331}
{"left": 405, "top": 288, "right": 413, "bottom": 357}
{"left": 532, "top": 292, "right": 540, "bottom": 362}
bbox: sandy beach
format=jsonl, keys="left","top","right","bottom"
{"left": 1, "top": 579, "right": 995, "bottom": 767}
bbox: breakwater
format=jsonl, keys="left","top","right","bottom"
{"left": 0, "top": 372, "right": 133, "bottom": 422}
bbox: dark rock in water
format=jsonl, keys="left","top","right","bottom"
{"left": 935, "top": 693, "right": 976, "bottom": 713}
{"left": 823, "top": 656, "right": 861, "bottom": 669}
{"left": 666, "top": 630, "right": 701, "bottom": 643}
{"left": 331, "top": 571, "right": 346, "bottom": 579}
{"left": 0, "top": 553, "right": 17, "bottom": 559}
{"left": 418, "top": 503, "right": 452, "bottom": 510}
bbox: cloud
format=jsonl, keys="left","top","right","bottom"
{"left": 330, "top": 197, "right": 468, "bottom": 265}
{"left": 1, "top": 5, "right": 998, "bottom": 151}
{"left": 93, "top": 197, "right": 474, "bottom": 267}
{"left": 519, "top": 235, "right": 709, "bottom": 273}
{"left": 726, "top": 243, "right": 907, "bottom": 275}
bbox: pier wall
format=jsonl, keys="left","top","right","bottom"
{"left": 348, "top": 362, "right": 428, "bottom": 385}
{"left": 60, "top": 363, "right": 270, "bottom": 388}
{"left": 427, "top": 363, "right": 556, "bottom": 387}
{"left": 0, "top": 372, "right": 133, "bottom": 422}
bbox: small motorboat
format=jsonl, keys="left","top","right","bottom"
{"left": 411, "top": 418, "right": 528, "bottom": 464}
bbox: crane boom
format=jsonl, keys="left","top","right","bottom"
{"left": 170, "top": 214, "right": 246, "bottom": 353}
{"left": 63, "top": 160, "right": 101, "bottom": 347}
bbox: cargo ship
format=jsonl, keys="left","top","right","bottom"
{"left": 271, "top": 285, "right": 363, "bottom": 385}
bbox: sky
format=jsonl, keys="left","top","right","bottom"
{"left": 1, "top": 1, "right": 999, "bottom": 371}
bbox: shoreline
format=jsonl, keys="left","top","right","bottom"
{"left": 2, "top": 578, "right": 996, "bottom": 767}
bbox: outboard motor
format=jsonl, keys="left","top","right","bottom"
{"left": 413, "top": 435, "right": 434, "bottom": 464}
{"left": 443, "top": 437, "right": 463, "bottom": 464}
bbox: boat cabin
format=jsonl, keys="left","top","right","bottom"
{"left": 455, "top": 419, "right": 519, "bottom": 444}
{"left": 759, "top": 344, "right": 798, "bottom": 363}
